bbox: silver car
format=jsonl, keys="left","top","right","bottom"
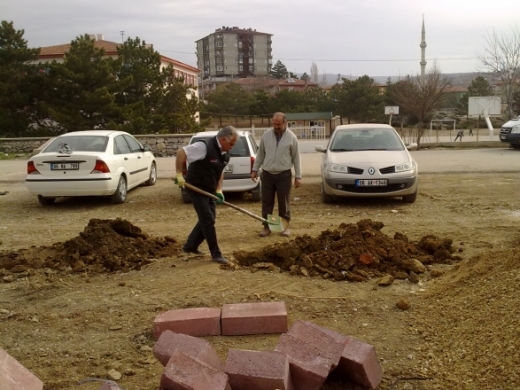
{"left": 181, "top": 130, "right": 261, "bottom": 203}
{"left": 315, "top": 124, "right": 418, "bottom": 203}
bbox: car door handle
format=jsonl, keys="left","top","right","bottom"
{"left": 124, "top": 157, "right": 128, "bottom": 160}
{"left": 138, "top": 156, "right": 141, "bottom": 159}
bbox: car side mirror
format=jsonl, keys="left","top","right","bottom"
{"left": 315, "top": 145, "right": 326, "bottom": 153}
{"left": 143, "top": 145, "right": 152, "bottom": 152}
{"left": 406, "top": 143, "right": 418, "bottom": 151}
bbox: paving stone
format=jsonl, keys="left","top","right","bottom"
{"left": 160, "top": 349, "right": 231, "bottom": 390}
{"left": 274, "top": 333, "right": 333, "bottom": 390}
{"left": 153, "top": 330, "right": 223, "bottom": 370}
{"left": 286, "top": 320, "right": 344, "bottom": 371}
{"left": 224, "top": 349, "right": 293, "bottom": 390}
{"left": 0, "top": 346, "right": 43, "bottom": 390}
{"left": 221, "top": 301, "right": 287, "bottom": 336}
{"left": 153, "top": 307, "right": 221, "bottom": 339}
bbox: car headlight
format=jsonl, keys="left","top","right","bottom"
{"left": 395, "top": 161, "right": 414, "bottom": 173}
{"left": 511, "top": 125, "right": 520, "bottom": 134}
{"left": 324, "top": 163, "right": 349, "bottom": 173}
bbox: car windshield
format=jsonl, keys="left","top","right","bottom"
{"left": 330, "top": 129, "right": 404, "bottom": 151}
{"left": 190, "top": 136, "right": 250, "bottom": 157}
{"left": 43, "top": 136, "right": 108, "bottom": 153}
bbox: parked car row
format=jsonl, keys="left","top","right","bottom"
{"left": 25, "top": 125, "right": 419, "bottom": 205}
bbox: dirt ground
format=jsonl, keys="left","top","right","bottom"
{"left": 0, "top": 173, "right": 519, "bottom": 390}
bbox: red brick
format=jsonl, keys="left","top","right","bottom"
{"left": 0, "top": 347, "right": 43, "bottom": 390}
{"left": 224, "top": 349, "right": 293, "bottom": 390}
{"left": 286, "top": 320, "right": 344, "bottom": 371}
{"left": 221, "top": 302, "right": 287, "bottom": 336}
{"left": 301, "top": 323, "right": 383, "bottom": 389}
{"left": 160, "top": 349, "right": 231, "bottom": 390}
{"left": 153, "top": 330, "right": 223, "bottom": 370}
{"left": 274, "top": 333, "right": 334, "bottom": 390}
{"left": 153, "top": 307, "right": 221, "bottom": 339}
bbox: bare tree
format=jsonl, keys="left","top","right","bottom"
{"left": 388, "top": 67, "right": 452, "bottom": 149}
{"left": 310, "top": 62, "right": 319, "bottom": 84}
{"left": 476, "top": 25, "right": 520, "bottom": 119}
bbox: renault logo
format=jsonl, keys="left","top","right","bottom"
{"left": 368, "top": 167, "right": 375, "bottom": 175}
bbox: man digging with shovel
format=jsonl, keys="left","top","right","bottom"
{"left": 174, "top": 126, "right": 238, "bottom": 265}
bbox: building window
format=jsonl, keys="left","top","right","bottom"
{"left": 217, "top": 66, "right": 223, "bottom": 71}
{"left": 239, "top": 65, "right": 243, "bottom": 71}
{"left": 216, "top": 42, "right": 222, "bottom": 47}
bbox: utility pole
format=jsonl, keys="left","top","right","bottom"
{"left": 120, "top": 31, "right": 125, "bottom": 43}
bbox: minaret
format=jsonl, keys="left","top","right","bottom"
{"left": 420, "top": 15, "right": 427, "bottom": 77}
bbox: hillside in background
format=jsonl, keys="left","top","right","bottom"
{"left": 313, "top": 72, "right": 486, "bottom": 87}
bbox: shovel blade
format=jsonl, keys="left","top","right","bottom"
{"left": 266, "top": 214, "right": 288, "bottom": 232}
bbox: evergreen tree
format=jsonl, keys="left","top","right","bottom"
{"left": 459, "top": 76, "right": 493, "bottom": 114}
{"left": 270, "top": 60, "right": 288, "bottom": 79}
{"left": 0, "top": 21, "right": 40, "bottom": 136}
{"left": 43, "top": 34, "right": 123, "bottom": 132}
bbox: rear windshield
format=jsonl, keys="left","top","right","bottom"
{"left": 190, "top": 136, "right": 250, "bottom": 157}
{"left": 43, "top": 136, "right": 108, "bottom": 153}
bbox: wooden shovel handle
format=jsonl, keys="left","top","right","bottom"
{"left": 183, "top": 182, "right": 267, "bottom": 224}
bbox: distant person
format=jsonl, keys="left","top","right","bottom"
{"left": 469, "top": 128, "right": 474, "bottom": 136}
{"left": 251, "top": 112, "right": 302, "bottom": 237}
{"left": 454, "top": 130, "right": 464, "bottom": 142}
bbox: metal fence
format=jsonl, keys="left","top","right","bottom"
{"left": 234, "top": 126, "right": 326, "bottom": 140}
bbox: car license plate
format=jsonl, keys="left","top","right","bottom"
{"left": 356, "top": 179, "right": 387, "bottom": 187}
{"left": 51, "top": 163, "right": 79, "bottom": 170}
{"left": 224, "top": 164, "right": 233, "bottom": 173}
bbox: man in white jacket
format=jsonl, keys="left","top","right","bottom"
{"left": 251, "top": 112, "right": 302, "bottom": 237}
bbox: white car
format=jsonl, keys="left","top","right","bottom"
{"left": 315, "top": 124, "right": 418, "bottom": 203}
{"left": 181, "top": 130, "right": 261, "bottom": 203}
{"left": 26, "top": 130, "right": 157, "bottom": 205}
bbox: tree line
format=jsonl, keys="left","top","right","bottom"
{"left": 0, "top": 21, "right": 205, "bottom": 137}
{"left": 2, "top": 20, "right": 518, "bottom": 146}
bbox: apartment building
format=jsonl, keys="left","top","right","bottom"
{"left": 195, "top": 26, "right": 273, "bottom": 80}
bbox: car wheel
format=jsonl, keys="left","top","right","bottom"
{"left": 38, "top": 195, "right": 56, "bottom": 206}
{"left": 144, "top": 162, "right": 157, "bottom": 186}
{"left": 510, "top": 144, "right": 520, "bottom": 150}
{"left": 402, "top": 190, "right": 418, "bottom": 203}
{"left": 251, "top": 181, "right": 261, "bottom": 201}
{"left": 111, "top": 175, "right": 127, "bottom": 204}
{"left": 181, "top": 188, "right": 191, "bottom": 203}
{"left": 321, "top": 183, "right": 334, "bottom": 203}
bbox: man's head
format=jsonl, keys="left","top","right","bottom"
{"left": 273, "top": 112, "right": 287, "bottom": 132}
{"left": 217, "top": 126, "right": 238, "bottom": 152}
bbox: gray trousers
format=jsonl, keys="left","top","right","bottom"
{"left": 261, "top": 169, "right": 292, "bottom": 226}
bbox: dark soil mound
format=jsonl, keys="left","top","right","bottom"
{"left": 233, "top": 219, "right": 461, "bottom": 282}
{"left": 0, "top": 218, "right": 179, "bottom": 274}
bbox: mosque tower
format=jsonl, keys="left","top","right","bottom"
{"left": 420, "top": 16, "right": 427, "bottom": 77}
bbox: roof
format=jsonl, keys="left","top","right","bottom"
{"left": 444, "top": 86, "right": 468, "bottom": 93}
{"left": 37, "top": 40, "right": 200, "bottom": 73}
{"left": 285, "top": 112, "right": 333, "bottom": 120}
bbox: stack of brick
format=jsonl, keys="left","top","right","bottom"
{"left": 148, "top": 302, "right": 383, "bottom": 390}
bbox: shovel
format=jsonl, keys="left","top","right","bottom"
{"left": 183, "top": 182, "right": 287, "bottom": 232}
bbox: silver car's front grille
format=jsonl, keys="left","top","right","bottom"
{"left": 348, "top": 167, "right": 363, "bottom": 174}
{"left": 379, "top": 166, "right": 396, "bottom": 174}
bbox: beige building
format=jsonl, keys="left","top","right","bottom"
{"left": 35, "top": 34, "right": 201, "bottom": 119}
{"left": 196, "top": 27, "right": 273, "bottom": 80}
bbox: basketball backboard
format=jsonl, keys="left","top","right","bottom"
{"left": 468, "top": 96, "right": 501, "bottom": 116}
{"left": 385, "top": 106, "right": 399, "bottom": 115}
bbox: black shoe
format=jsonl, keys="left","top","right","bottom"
{"left": 182, "top": 247, "right": 204, "bottom": 255}
{"left": 212, "top": 256, "right": 229, "bottom": 265}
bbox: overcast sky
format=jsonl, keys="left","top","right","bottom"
{"left": 3, "top": 0, "right": 518, "bottom": 78}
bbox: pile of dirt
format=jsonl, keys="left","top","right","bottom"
{"left": 0, "top": 218, "right": 179, "bottom": 274}
{"left": 233, "top": 219, "right": 462, "bottom": 282}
